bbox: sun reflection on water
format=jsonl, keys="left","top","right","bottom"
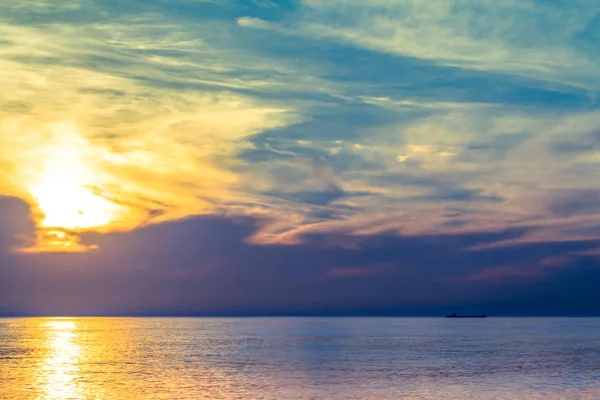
{"left": 38, "top": 319, "right": 86, "bottom": 400}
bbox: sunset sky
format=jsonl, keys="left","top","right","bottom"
{"left": 1, "top": 0, "right": 600, "bottom": 316}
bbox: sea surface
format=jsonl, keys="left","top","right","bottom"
{"left": 0, "top": 317, "right": 599, "bottom": 399}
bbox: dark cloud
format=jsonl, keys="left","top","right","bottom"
{"left": 257, "top": 158, "right": 370, "bottom": 206}
{"left": 550, "top": 190, "right": 600, "bottom": 217}
{"left": 262, "top": 189, "right": 346, "bottom": 206}
{"left": 552, "top": 130, "right": 600, "bottom": 154}
{"left": 1, "top": 201, "right": 599, "bottom": 316}
{"left": 462, "top": 133, "right": 530, "bottom": 161}
{"left": 0, "top": 196, "right": 35, "bottom": 252}
{"left": 0, "top": 196, "right": 36, "bottom": 315}
{"left": 424, "top": 187, "right": 504, "bottom": 203}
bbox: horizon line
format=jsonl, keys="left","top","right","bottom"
{"left": 2, "top": 314, "right": 600, "bottom": 318}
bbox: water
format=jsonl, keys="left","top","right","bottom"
{"left": 1, "top": 318, "right": 599, "bottom": 399}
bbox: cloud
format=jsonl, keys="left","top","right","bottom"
{"left": 234, "top": 103, "right": 600, "bottom": 250}
{"left": 237, "top": 16, "right": 278, "bottom": 30}
{"left": 1, "top": 212, "right": 599, "bottom": 316}
{"left": 0, "top": 0, "right": 303, "bottom": 249}
{"left": 0, "top": 196, "right": 36, "bottom": 252}
{"left": 1, "top": 0, "right": 600, "bottom": 315}
{"left": 296, "top": 0, "right": 600, "bottom": 88}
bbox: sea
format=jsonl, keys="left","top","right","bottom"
{"left": 1, "top": 317, "right": 599, "bottom": 399}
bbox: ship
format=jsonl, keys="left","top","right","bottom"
{"left": 446, "top": 313, "right": 486, "bottom": 318}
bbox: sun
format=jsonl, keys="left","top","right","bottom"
{"left": 30, "top": 180, "right": 118, "bottom": 230}
{"left": 25, "top": 126, "right": 122, "bottom": 237}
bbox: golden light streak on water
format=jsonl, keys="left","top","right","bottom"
{"left": 37, "top": 320, "right": 85, "bottom": 400}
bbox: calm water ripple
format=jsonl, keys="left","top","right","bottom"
{"left": 1, "top": 318, "right": 599, "bottom": 399}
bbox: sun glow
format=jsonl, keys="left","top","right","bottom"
{"left": 31, "top": 180, "right": 118, "bottom": 230}
{"left": 16, "top": 124, "right": 126, "bottom": 251}
{"left": 28, "top": 139, "right": 120, "bottom": 231}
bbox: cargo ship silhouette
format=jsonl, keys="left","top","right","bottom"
{"left": 446, "top": 313, "right": 486, "bottom": 318}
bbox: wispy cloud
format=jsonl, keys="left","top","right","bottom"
{"left": 0, "top": 1, "right": 302, "bottom": 249}
{"left": 297, "top": 0, "right": 600, "bottom": 88}
{"left": 0, "top": 0, "right": 599, "bottom": 257}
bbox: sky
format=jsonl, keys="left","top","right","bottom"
{"left": 1, "top": 0, "right": 600, "bottom": 316}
